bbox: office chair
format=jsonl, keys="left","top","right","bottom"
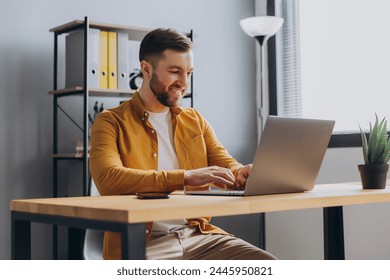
{"left": 82, "top": 178, "right": 104, "bottom": 260}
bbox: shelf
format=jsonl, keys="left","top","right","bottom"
{"left": 48, "top": 18, "right": 194, "bottom": 257}
{"left": 50, "top": 17, "right": 194, "bottom": 206}
{"left": 50, "top": 19, "right": 192, "bottom": 41}
{"left": 49, "top": 87, "right": 136, "bottom": 98}
{"left": 52, "top": 153, "right": 89, "bottom": 160}
{"left": 49, "top": 20, "right": 152, "bottom": 41}
{"left": 49, "top": 87, "right": 193, "bottom": 99}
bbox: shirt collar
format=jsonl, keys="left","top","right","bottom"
{"left": 131, "top": 90, "right": 183, "bottom": 121}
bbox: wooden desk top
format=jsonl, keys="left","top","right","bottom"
{"left": 10, "top": 184, "right": 390, "bottom": 224}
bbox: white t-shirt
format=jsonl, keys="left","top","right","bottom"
{"left": 147, "top": 109, "right": 180, "bottom": 171}
{"left": 147, "top": 109, "right": 187, "bottom": 234}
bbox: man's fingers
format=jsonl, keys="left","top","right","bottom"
{"left": 209, "top": 166, "right": 235, "bottom": 182}
{"left": 184, "top": 166, "right": 236, "bottom": 187}
{"left": 209, "top": 174, "right": 235, "bottom": 188}
{"left": 235, "top": 164, "right": 253, "bottom": 189}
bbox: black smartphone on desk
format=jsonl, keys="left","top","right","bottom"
{"left": 136, "top": 192, "right": 169, "bottom": 199}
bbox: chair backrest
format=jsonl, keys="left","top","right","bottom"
{"left": 90, "top": 178, "right": 100, "bottom": 196}
{"left": 82, "top": 178, "right": 104, "bottom": 260}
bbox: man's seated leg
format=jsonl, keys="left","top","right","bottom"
{"left": 146, "top": 227, "right": 277, "bottom": 260}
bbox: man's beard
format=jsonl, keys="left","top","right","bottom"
{"left": 150, "top": 73, "right": 184, "bottom": 107}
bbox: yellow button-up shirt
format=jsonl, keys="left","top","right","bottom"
{"left": 90, "top": 90, "right": 243, "bottom": 259}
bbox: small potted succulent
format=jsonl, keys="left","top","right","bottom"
{"left": 358, "top": 115, "right": 390, "bottom": 189}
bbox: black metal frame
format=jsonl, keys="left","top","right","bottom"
{"left": 52, "top": 20, "right": 194, "bottom": 198}
{"left": 266, "top": 1, "right": 362, "bottom": 149}
{"left": 188, "top": 29, "right": 194, "bottom": 108}
{"left": 260, "top": 3, "right": 348, "bottom": 255}
{"left": 323, "top": 206, "right": 345, "bottom": 260}
{"left": 11, "top": 211, "right": 146, "bottom": 260}
{"left": 11, "top": 206, "right": 344, "bottom": 260}
{"left": 266, "top": 0, "right": 279, "bottom": 117}
{"left": 51, "top": 17, "right": 194, "bottom": 259}
{"left": 256, "top": 0, "right": 279, "bottom": 251}
{"left": 328, "top": 133, "right": 363, "bottom": 148}
{"left": 52, "top": 17, "right": 90, "bottom": 260}
{"left": 53, "top": 17, "right": 90, "bottom": 198}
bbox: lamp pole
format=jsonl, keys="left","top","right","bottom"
{"left": 239, "top": 15, "right": 284, "bottom": 251}
{"left": 255, "top": 35, "right": 269, "bottom": 139}
{"left": 239, "top": 15, "right": 283, "bottom": 139}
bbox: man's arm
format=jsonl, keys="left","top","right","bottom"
{"left": 90, "top": 111, "right": 237, "bottom": 195}
{"left": 199, "top": 112, "right": 244, "bottom": 179}
{"left": 90, "top": 112, "right": 185, "bottom": 195}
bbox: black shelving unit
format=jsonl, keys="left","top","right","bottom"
{"left": 50, "top": 16, "right": 193, "bottom": 259}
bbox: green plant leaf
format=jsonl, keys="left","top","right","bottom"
{"left": 379, "top": 136, "right": 390, "bottom": 164}
{"left": 359, "top": 125, "right": 369, "bottom": 164}
{"left": 363, "top": 114, "right": 390, "bottom": 164}
{"left": 370, "top": 118, "right": 387, "bottom": 163}
{"left": 368, "top": 116, "right": 382, "bottom": 162}
{"left": 367, "top": 117, "right": 377, "bottom": 162}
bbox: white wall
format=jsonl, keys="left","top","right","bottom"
{"left": 0, "top": 0, "right": 258, "bottom": 259}
{"left": 264, "top": 0, "right": 390, "bottom": 260}
{"left": 266, "top": 147, "right": 390, "bottom": 260}
{"left": 5, "top": 0, "right": 387, "bottom": 261}
{"left": 300, "top": 0, "right": 390, "bottom": 133}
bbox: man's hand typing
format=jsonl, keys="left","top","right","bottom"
{"left": 235, "top": 164, "right": 253, "bottom": 190}
{"left": 184, "top": 166, "right": 236, "bottom": 188}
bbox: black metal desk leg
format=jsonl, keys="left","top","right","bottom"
{"left": 259, "top": 213, "right": 266, "bottom": 249}
{"left": 121, "top": 223, "right": 146, "bottom": 260}
{"left": 68, "top": 228, "right": 85, "bottom": 260}
{"left": 11, "top": 212, "right": 31, "bottom": 260}
{"left": 323, "top": 206, "right": 345, "bottom": 260}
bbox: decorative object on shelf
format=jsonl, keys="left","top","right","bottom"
{"left": 239, "top": 16, "right": 283, "bottom": 140}
{"left": 75, "top": 140, "right": 91, "bottom": 156}
{"left": 50, "top": 18, "right": 194, "bottom": 259}
{"left": 358, "top": 115, "right": 390, "bottom": 189}
{"left": 89, "top": 101, "right": 104, "bottom": 126}
{"left": 129, "top": 69, "right": 143, "bottom": 90}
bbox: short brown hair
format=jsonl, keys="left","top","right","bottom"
{"left": 139, "top": 28, "right": 193, "bottom": 65}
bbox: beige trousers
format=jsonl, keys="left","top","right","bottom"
{"left": 146, "top": 227, "right": 277, "bottom": 260}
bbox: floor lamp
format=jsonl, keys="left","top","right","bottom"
{"left": 240, "top": 16, "right": 283, "bottom": 140}
{"left": 239, "top": 16, "right": 283, "bottom": 250}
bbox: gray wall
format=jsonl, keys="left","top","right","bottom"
{"left": 0, "top": 0, "right": 259, "bottom": 259}
{"left": 5, "top": 0, "right": 387, "bottom": 261}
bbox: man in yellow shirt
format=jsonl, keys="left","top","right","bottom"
{"left": 90, "top": 28, "right": 276, "bottom": 260}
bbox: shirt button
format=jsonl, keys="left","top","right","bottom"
{"left": 146, "top": 229, "right": 150, "bottom": 234}
{"left": 152, "top": 153, "right": 157, "bottom": 158}
{"left": 144, "top": 112, "right": 148, "bottom": 116}
{"left": 141, "top": 117, "right": 145, "bottom": 121}
{"left": 151, "top": 129, "right": 155, "bottom": 134}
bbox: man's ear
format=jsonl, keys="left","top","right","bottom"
{"left": 140, "top": 60, "right": 153, "bottom": 80}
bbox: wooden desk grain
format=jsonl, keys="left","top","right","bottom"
{"left": 10, "top": 184, "right": 390, "bottom": 224}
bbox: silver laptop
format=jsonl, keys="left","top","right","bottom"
{"left": 185, "top": 116, "right": 335, "bottom": 196}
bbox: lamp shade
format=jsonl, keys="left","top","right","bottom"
{"left": 239, "top": 16, "right": 284, "bottom": 38}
